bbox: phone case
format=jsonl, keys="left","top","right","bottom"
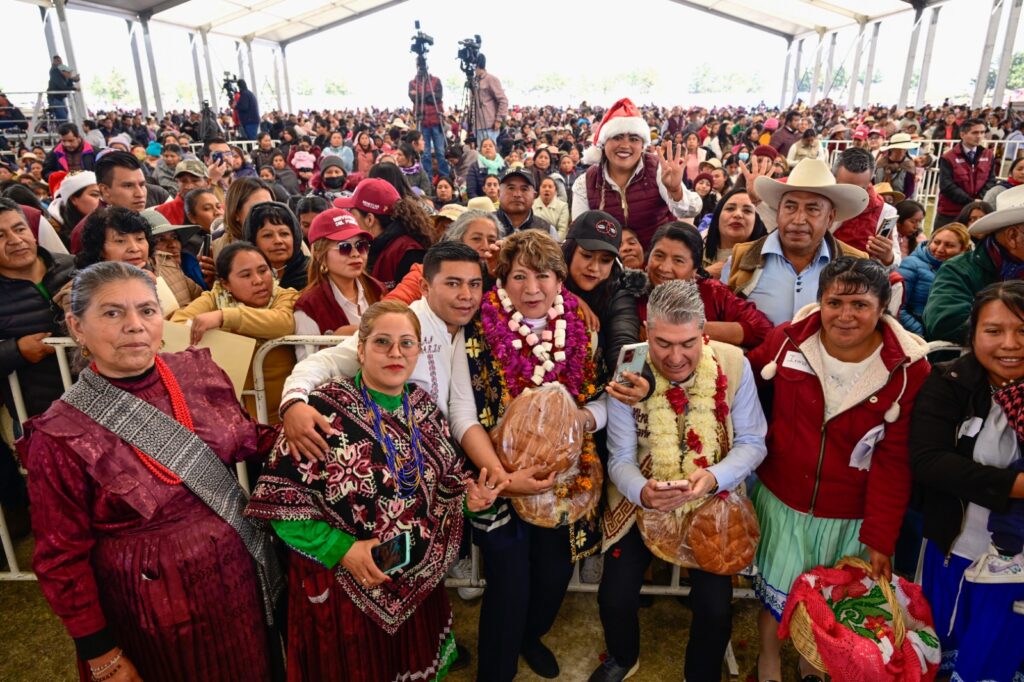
{"left": 372, "top": 533, "right": 411, "bottom": 575}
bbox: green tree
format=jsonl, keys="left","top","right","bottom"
{"left": 623, "top": 68, "right": 658, "bottom": 95}
{"left": 324, "top": 79, "right": 349, "bottom": 96}
{"left": 296, "top": 78, "right": 314, "bottom": 97}
{"left": 527, "top": 72, "right": 568, "bottom": 94}
{"left": 88, "top": 68, "right": 130, "bottom": 104}
{"left": 1006, "top": 52, "right": 1024, "bottom": 90}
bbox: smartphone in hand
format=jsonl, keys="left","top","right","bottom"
{"left": 654, "top": 479, "right": 691, "bottom": 491}
{"left": 614, "top": 342, "right": 649, "bottom": 386}
{"left": 371, "top": 532, "right": 411, "bottom": 576}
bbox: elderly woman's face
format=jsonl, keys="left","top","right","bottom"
{"left": 67, "top": 278, "right": 163, "bottom": 378}
{"left": 503, "top": 258, "right": 561, "bottom": 319}
{"left": 819, "top": 281, "right": 884, "bottom": 355}
{"left": 154, "top": 232, "right": 181, "bottom": 260}
{"left": 101, "top": 229, "right": 149, "bottom": 269}
{"left": 357, "top": 312, "right": 421, "bottom": 394}
{"left": 224, "top": 249, "right": 274, "bottom": 307}
{"left": 974, "top": 299, "right": 1024, "bottom": 387}
{"left": 461, "top": 219, "right": 499, "bottom": 258}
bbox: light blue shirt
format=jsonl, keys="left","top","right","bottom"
{"left": 606, "top": 358, "right": 768, "bottom": 508}
{"left": 721, "top": 231, "right": 833, "bottom": 326}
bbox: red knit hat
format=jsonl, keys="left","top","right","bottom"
{"left": 753, "top": 145, "right": 779, "bottom": 161}
{"left": 694, "top": 172, "right": 713, "bottom": 186}
{"left": 582, "top": 98, "right": 651, "bottom": 165}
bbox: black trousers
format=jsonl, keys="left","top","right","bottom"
{"left": 598, "top": 525, "right": 734, "bottom": 682}
{"left": 475, "top": 514, "right": 575, "bottom": 682}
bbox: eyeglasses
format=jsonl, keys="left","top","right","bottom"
{"left": 338, "top": 239, "right": 371, "bottom": 256}
{"left": 365, "top": 335, "right": 420, "bottom": 355}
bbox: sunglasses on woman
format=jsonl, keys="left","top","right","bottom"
{"left": 337, "top": 239, "right": 371, "bottom": 256}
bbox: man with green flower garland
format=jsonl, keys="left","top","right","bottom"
{"left": 590, "top": 279, "right": 768, "bottom": 682}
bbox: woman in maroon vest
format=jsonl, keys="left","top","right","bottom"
{"left": 293, "top": 208, "right": 385, "bottom": 361}
{"left": 573, "top": 97, "right": 702, "bottom": 251}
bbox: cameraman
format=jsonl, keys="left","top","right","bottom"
{"left": 232, "top": 79, "right": 260, "bottom": 140}
{"left": 47, "top": 55, "right": 79, "bottom": 124}
{"left": 408, "top": 57, "right": 449, "bottom": 179}
{"left": 473, "top": 54, "right": 507, "bottom": 146}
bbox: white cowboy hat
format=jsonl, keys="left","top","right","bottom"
{"left": 879, "top": 132, "right": 919, "bottom": 151}
{"left": 969, "top": 184, "right": 1024, "bottom": 236}
{"left": 754, "top": 158, "right": 869, "bottom": 222}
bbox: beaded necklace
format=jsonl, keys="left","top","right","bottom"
{"left": 359, "top": 379, "right": 425, "bottom": 498}
{"left": 93, "top": 357, "right": 190, "bottom": 486}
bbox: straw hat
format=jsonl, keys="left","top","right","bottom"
{"left": 968, "top": 184, "right": 1024, "bottom": 236}
{"left": 754, "top": 158, "right": 869, "bottom": 222}
{"left": 466, "top": 196, "right": 496, "bottom": 212}
{"left": 879, "top": 133, "right": 919, "bottom": 152}
{"left": 873, "top": 182, "right": 905, "bottom": 204}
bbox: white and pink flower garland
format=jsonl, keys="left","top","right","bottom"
{"left": 479, "top": 283, "right": 590, "bottom": 399}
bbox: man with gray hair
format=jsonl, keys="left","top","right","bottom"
{"left": 832, "top": 146, "right": 900, "bottom": 265}
{"left": 590, "top": 279, "right": 767, "bottom": 682}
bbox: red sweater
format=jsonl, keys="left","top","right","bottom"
{"left": 746, "top": 310, "right": 930, "bottom": 555}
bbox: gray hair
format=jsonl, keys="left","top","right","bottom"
{"left": 441, "top": 209, "right": 501, "bottom": 244}
{"left": 647, "top": 280, "right": 706, "bottom": 329}
{"left": 69, "top": 261, "right": 158, "bottom": 319}
{"left": 0, "top": 198, "right": 27, "bottom": 222}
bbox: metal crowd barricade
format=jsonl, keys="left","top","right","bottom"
{"left": 0, "top": 90, "right": 81, "bottom": 148}
{"left": 823, "top": 137, "right": 1019, "bottom": 231}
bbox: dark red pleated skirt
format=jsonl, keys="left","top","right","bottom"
{"left": 86, "top": 499, "right": 272, "bottom": 682}
{"left": 286, "top": 553, "right": 456, "bottom": 682}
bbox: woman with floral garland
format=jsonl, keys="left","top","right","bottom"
{"left": 746, "top": 258, "right": 930, "bottom": 682}
{"left": 448, "top": 230, "right": 610, "bottom": 682}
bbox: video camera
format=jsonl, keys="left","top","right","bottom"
{"left": 222, "top": 72, "right": 239, "bottom": 100}
{"left": 458, "top": 35, "right": 482, "bottom": 77}
{"left": 411, "top": 20, "right": 433, "bottom": 58}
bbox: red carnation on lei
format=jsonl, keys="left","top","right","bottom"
{"left": 685, "top": 429, "right": 703, "bottom": 454}
{"left": 694, "top": 456, "right": 709, "bottom": 469}
{"left": 666, "top": 386, "right": 688, "bottom": 414}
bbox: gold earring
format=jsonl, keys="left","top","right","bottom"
{"left": 160, "top": 340, "right": 166, "bottom": 349}
{"left": 320, "top": 264, "right": 328, "bottom": 274}
{"left": 80, "top": 346, "right": 90, "bottom": 358}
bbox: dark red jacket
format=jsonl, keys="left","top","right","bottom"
{"left": 294, "top": 277, "right": 384, "bottom": 333}
{"left": 408, "top": 74, "right": 443, "bottom": 128}
{"left": 369, "top": 233, "right": 427, "bottom": 291}
{"left": 155, "top": 196, "right": 186, "bottom": 226}
{"left": 833, "top": 185, "right": 885, "bottom": 252}
{"left": 584, "top": 153, "right": 674, "bottom": 250}
{"left": 746, "top": 308, "right": 930, "bottom": 555}
{"left": 937, "top": 143, "right": 996, "bottom": 217}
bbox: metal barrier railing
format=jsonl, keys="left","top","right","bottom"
{"left": 822, "top": 137, "right": 1021, "bottom": 231}
{"left": 1, "top": 90, "right": 82, "bottom": 148}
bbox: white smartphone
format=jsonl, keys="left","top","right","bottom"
{"left": 614, "top": 342, "right": 649, "bottom": 386}
{"left": 654, "top": 479, "right": 692, "bottom": 491}
{"left": 878, "top": 216, "right": 897, "bottom": 240}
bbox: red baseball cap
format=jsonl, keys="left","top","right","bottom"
{"left": 307, "top": 208, "right": 371, "bottom": 243}
{"left": 333, "top": 178, "right": 400, "bottom": 215}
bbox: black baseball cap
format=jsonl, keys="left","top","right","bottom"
{"left": 499, "top": 166, "right": 535, "bottom": 190}
{"left": 566, "top": 210, "right": 622, "bottom": 255}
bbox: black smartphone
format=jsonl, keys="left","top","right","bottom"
{"left": 212, "top": 151, "right": 224, "bottom": 164}
{"left": 371, "top": 532, "right": 411, "bottom": 575}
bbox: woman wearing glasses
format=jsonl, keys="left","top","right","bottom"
{"left": 247, "top": 300, "right": 504, "bottom": 682}
{"left": 293, "top": 209, "right": 384, "bottom": 361}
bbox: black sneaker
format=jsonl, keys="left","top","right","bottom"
{"left": 449, "top": 644, "right": 471, "bottom": 672}
{"left": 587, "top": 656, "right": 639, "bottom": 682}
{"left": 521, "top": 639, "right": 559, "bottom": 678}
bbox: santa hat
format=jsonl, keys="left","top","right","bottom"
{"left": 48, "top": 171, "right": 97, "bottom": 222}
{"left": 582, "top": 98, "right": 650, "bottom": 165}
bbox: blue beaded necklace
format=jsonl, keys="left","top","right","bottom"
{"left": 359, "top": 378, "right": 426, "bottom": 498}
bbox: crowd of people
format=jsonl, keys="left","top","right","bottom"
{"left": 2, "top": 80, "right": 1024, "bottom": 682}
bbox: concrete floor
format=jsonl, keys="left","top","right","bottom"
{"left": 1, "top": 533, "right": 804, "bottom": 681}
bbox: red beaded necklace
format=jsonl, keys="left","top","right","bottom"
{"left": 92, "top": 357, "right": 193, "bottom": 486}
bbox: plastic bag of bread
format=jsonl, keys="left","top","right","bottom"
{"left": 637, "top": 507, "right": 698, "bottom": 568}
{"left": 638, "top": 491, "right": 760, "bottom": 574}
{"left": 491, "top": 385, "right": 582, "bottom": 477}
{"left": 512, "top": 447, "right": 603, "bottom": 528}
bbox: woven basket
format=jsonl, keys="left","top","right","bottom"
{"left": 789, "top": 556, "right": 907, "bottom": 673}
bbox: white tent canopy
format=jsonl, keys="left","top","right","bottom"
{"left": 24, "top": 0, "right": 1019, "bottom": 123}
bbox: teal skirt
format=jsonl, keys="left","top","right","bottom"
{"left": 751, "top": 482, "right": 868, "bottom": 620}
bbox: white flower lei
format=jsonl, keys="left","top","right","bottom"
{"left": 496, "top": 282, "right": 567, "bottom": 386}
{"left": 646, "top": 338, "right": 728, "bottom": 512}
